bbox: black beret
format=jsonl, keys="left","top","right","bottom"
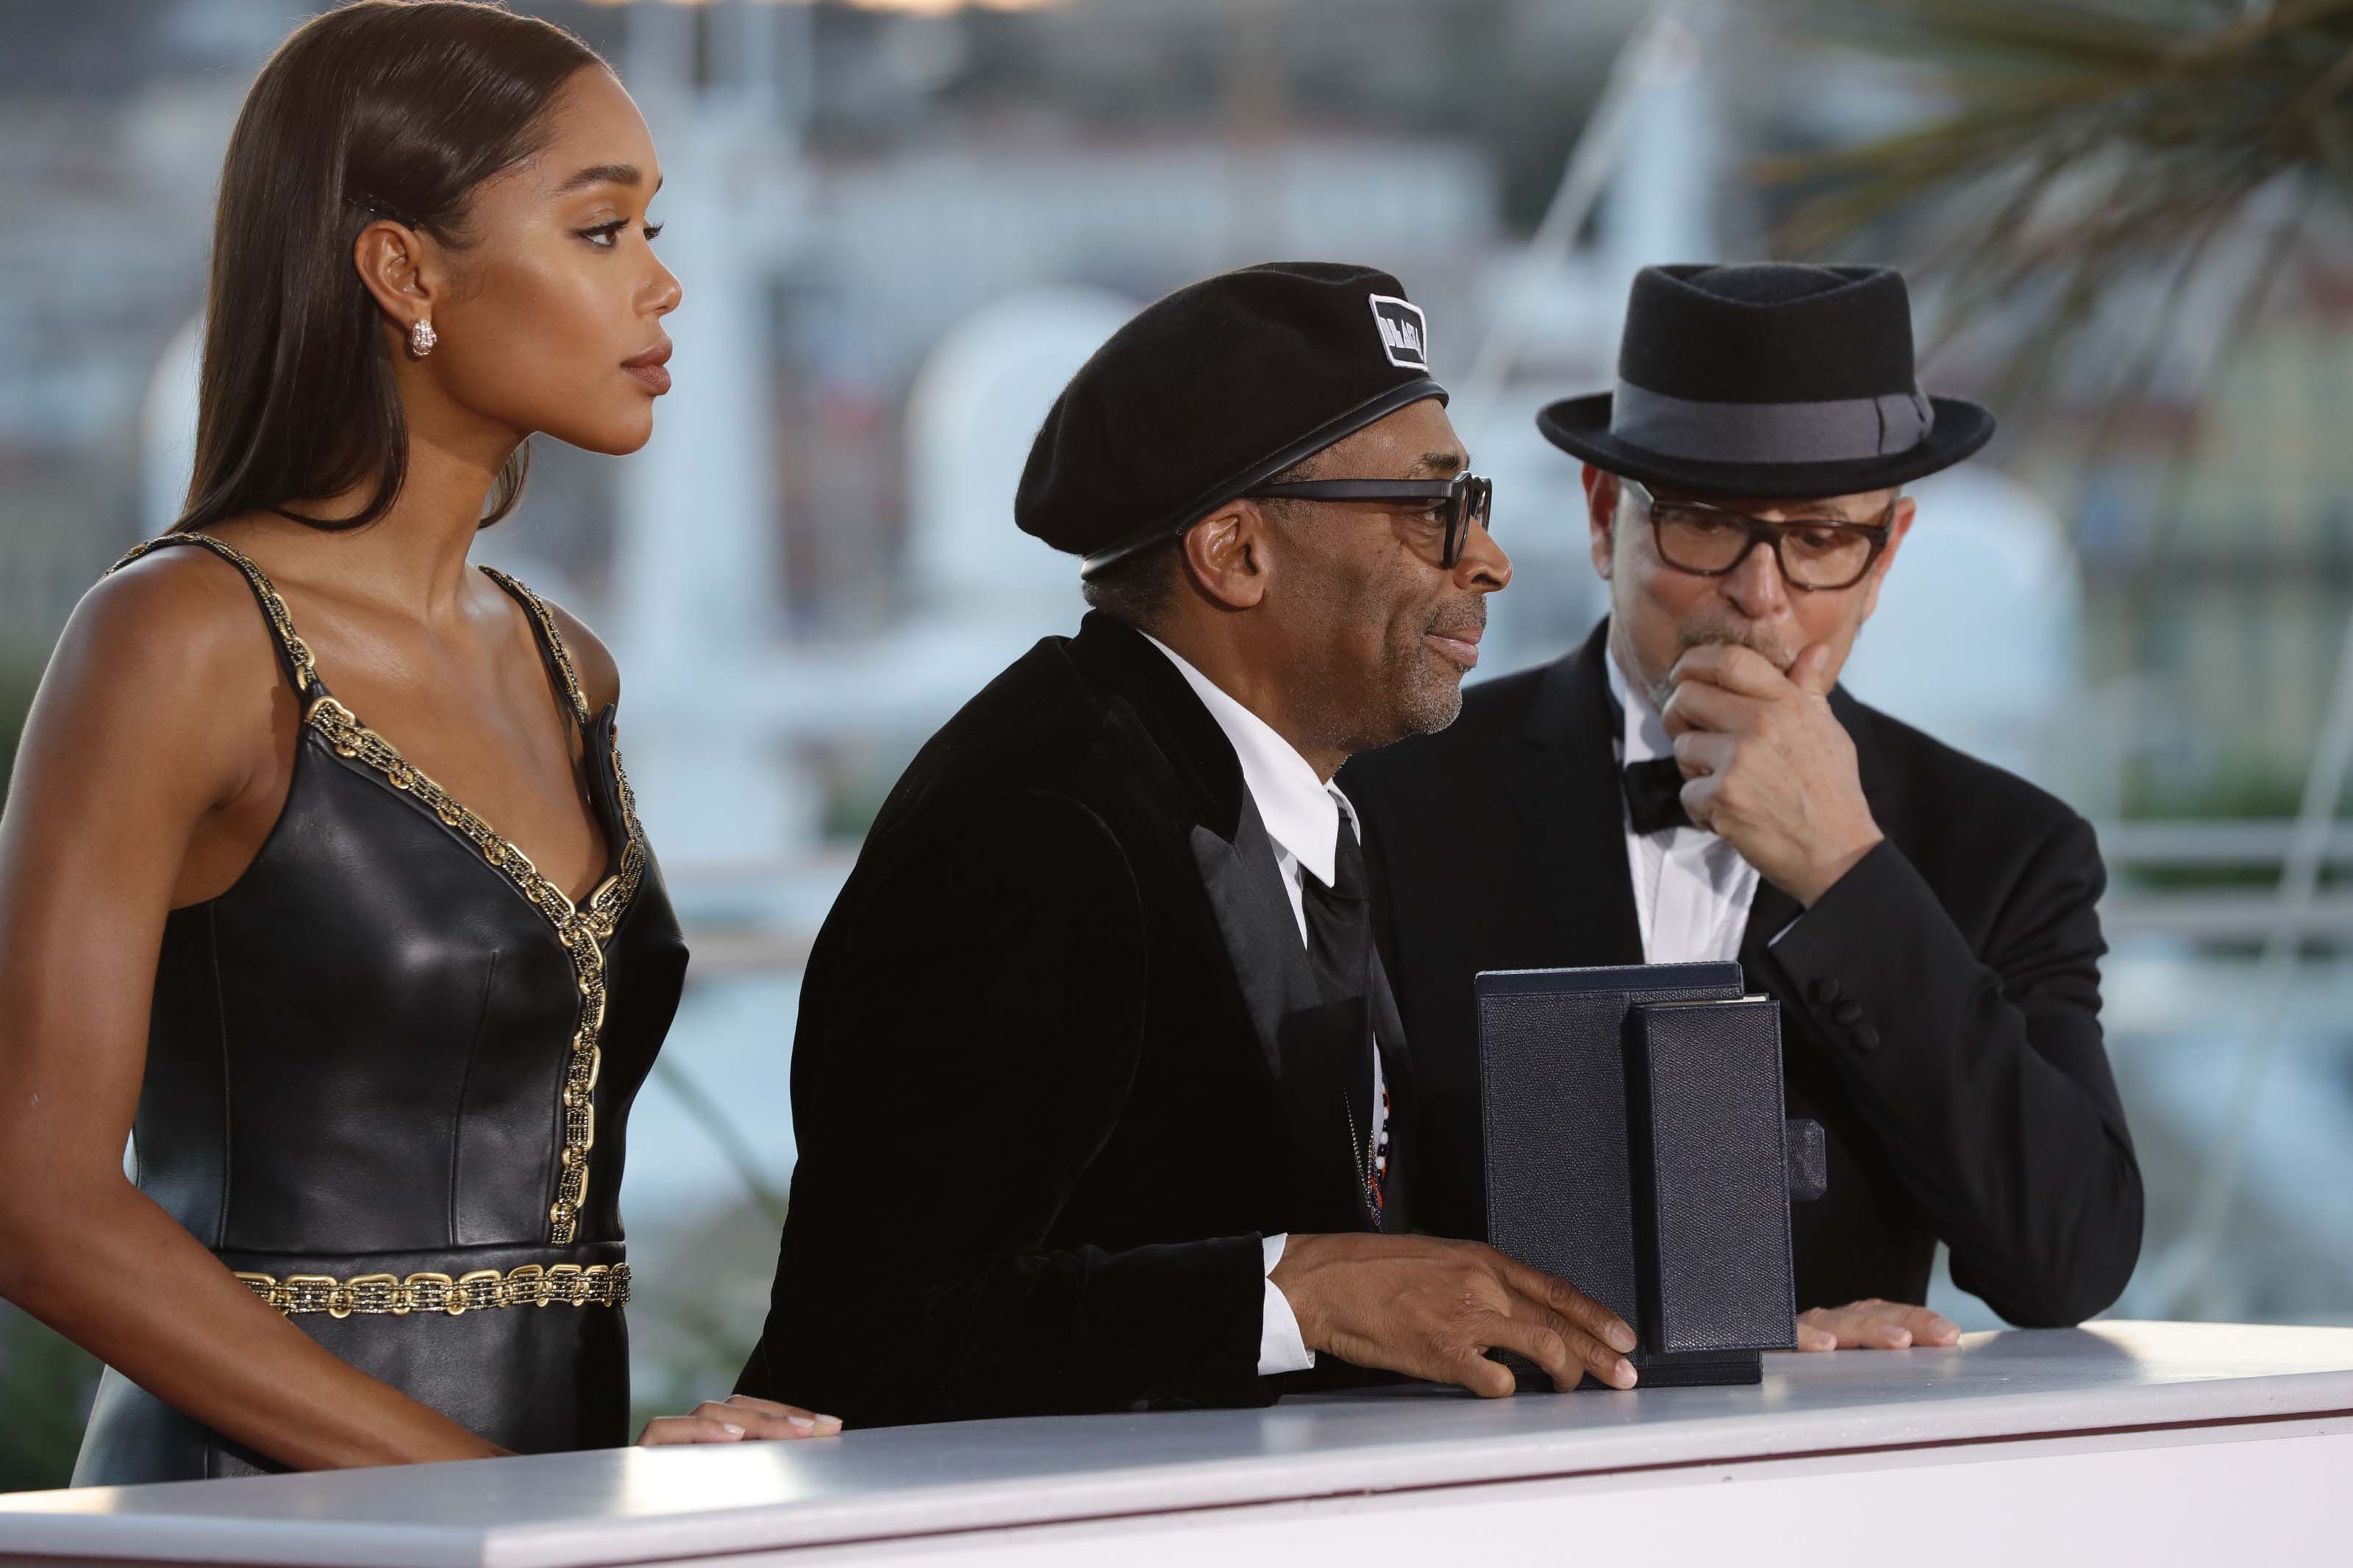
{"left": 1015, "top": 261, "right": 1449, "bottom": 577}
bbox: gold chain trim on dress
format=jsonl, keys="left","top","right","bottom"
{"left": 478, "top": 567, "right": 652, "bottom": 1243}
{"left": 234, "top": 1261, "right": 630, "bottom": 1319}
{"left": 482, "top": 567, "right": 591, "bottom": 726}
{"left": 105, "top": 534, "right": 649, "bottom": 1246}
{"left": 303, "top": 693, "right": 647, "bottom": 1239}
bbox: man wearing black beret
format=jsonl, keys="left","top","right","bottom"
{"left": 1344, "top": 263, "right": 2143, "bottom": 1345}
{"left": 738, "top": 261, "right": 1640, "bottom": 1427}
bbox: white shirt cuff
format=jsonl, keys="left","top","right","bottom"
{"left": 1257, "top": 1233, "right": 1315, "bottom": 1375}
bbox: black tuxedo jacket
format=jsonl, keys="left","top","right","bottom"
{"left": 738, "top": 613, "right": 1397, "bottom": 1427}
{"left": 1340, "top": 620, "right": 2142, "bottom": 1327}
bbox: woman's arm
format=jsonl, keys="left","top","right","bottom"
{"left": 0, "top": 553, "right": 504, "bottom": 1469}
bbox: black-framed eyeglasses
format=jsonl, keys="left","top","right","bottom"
{"left": 1621, "top": 478, "right": 1895, "bottom": 593}
{"left": 1243, "top": 472, "right": 1495, "bottom": 569}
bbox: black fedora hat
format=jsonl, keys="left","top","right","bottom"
{"left": 1537, "top": 263, "right": 1993, "bottom": 498}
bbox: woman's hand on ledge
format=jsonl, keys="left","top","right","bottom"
{"left": 638, "top": 1395, "right": 843, "bottom": 1445}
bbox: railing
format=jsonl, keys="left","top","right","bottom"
{"left": 657, "top": 826, "right": 2353, "bottom": 967}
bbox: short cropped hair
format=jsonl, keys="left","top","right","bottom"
{"left": 1077, "top": 454, "right": 1323, "bottom": 631}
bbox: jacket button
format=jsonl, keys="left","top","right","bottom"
{"left": 1833, "top": 1000, "right": 1864, "bottom": 1026}
{"left": 1852, "top": 1025, "right": 1882, "bottom": 1053}
{"left": 1811, "top": 977, "right": 1842, "bottom": 1005}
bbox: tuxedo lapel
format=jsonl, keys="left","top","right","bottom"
{"left": 1189, "top": 795, "right": 1320, "bottom": 1081}
{"left": 1506, "top": 622, "right": 1645, "bottom": 968}
{"left": 1188, "top": 753, "right": 1377, "bottom": 1231}
{"left": 1085, "top": 609, "right": 1384, "bottom": 1231}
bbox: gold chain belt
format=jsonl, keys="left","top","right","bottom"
{"left": 234, "top": 1261, "right": 630, "bottom": 1320}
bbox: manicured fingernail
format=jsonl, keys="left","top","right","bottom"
{"left": 720, "top": 1422, "right": 745, "bottom": 1436}
{"left": 1607, "top": 1325, "right": 1637, "bottom": 1353}
{"left": 786, "top": 1414, "right": 815, "bottom": 1431}
{"left": 818, "top": 1414, "right": 843, "bottom": 1431}
{"left": 1615, "top": 1358, "right": 1638, "bottom": 1386}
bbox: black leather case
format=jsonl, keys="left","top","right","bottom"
{"left": 1475, "top": 963, "right": 1795, "bottom": 1390}
{"left": 1626, "top": 998, "right": 1797, "bottom": 1356}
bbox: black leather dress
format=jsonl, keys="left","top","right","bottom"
{"left": 72, "top": 533, "right": 688, "bottom": 1485}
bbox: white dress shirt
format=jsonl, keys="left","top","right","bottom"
{"left": 1145, "top": 634, "right": 1387, "bottom": 1378}
{"left": 1607, "top": 648, "right": 1763, "bottom": 964}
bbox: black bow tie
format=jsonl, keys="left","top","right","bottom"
{"left": 1605, "top": 678, "right": 1697, "bottom": 836}
{"left": 1622, "top": 756, "right": 1695, "bottom": 836}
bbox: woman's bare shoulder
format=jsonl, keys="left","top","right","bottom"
{"left": 63, "top": 543, "right": 289, "bottom": 705}
{"left": 20, "top": 542, "right": 286, "bottom": 814}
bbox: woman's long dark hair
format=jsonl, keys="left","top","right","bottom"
{"left": 177, "top": 1, "right": 605, "bottom": 534}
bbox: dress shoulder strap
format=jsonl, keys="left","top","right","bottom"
{"left": 107, "top": 532, "right": 327, "bottom": 698}
{"left": 479, "top": 566, "right": 595, "bottom": 729}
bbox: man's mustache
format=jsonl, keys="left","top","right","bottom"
{"left": 1427, "top": 601, "right": 1488, "bottom": 640}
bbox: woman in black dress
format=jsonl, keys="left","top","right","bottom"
{"left": 0, "top": 1, "right": 831, "bottom": 1481}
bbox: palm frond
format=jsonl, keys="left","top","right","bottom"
{"left": 1767, "top": 0, "right": 2353, "bottom": 423}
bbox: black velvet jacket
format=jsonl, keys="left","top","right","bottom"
{"left": 1340, "top": 620, "right": 2142, "bottom": 1328}
{"left": 738, "top": 613, "right": 1395, "bottom": 1428}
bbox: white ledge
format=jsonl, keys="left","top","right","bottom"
{"left": 4, "top": 1321, "right": 2351, "bottom": 1567}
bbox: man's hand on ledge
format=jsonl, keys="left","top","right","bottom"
{"left": 639, "top": 1395, "right": 845, "bottom": 1445}
{"left": 1796, "top": 1299, "right": 1960, "bottom": 1352}
{"left": 1271, "top": 1233, "right": 1640, "bottom": 1395}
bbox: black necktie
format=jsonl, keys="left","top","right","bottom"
{"left": 1299, "top": 815, "right": 1382, "bottom": 1222}
{"left": 1301, "top": 817, "right": 1372, "bottom": 995}
{"left": 1623, "top": 756, "right": 1695, "bottom": 836}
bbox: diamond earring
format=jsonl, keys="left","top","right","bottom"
{"left": 408, "top": 318, "right": 438, "bottom": 358}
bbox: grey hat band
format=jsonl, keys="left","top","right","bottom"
{"left": 1610, "top": 379, "right": 1936, "bottom": 466}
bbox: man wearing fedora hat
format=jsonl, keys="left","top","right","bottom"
{"left": 738, "top": 262, "right": 1641, "bottom": 1428}
{"left": 1344, "top": 262, "right": 2143, "bottom": 1343}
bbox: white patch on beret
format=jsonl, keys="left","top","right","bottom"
{"left": 1369, "top": 294, "right": 1429, "bottom": 371}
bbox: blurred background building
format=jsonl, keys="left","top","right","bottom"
{"left": 4, "top": 0, "right": 2351, "bottom": 1490}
